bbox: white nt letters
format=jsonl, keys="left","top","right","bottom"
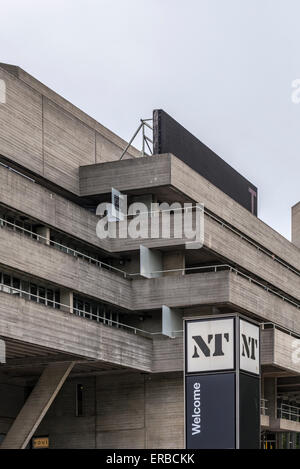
{"left": 186, "top": 318, "right": 234, "bottom": 373}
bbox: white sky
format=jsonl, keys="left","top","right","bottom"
{"left": 1, "top": 0, "right": 299, "bottom": 240}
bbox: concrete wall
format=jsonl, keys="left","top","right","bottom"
{"left": 0, "top": 377, "right": 25, "bottom": 437}
{"left": 35, "top": 371, "right": 184, "bottom": 449}
{"left": 0, "top": 64, "right": 140, "bottom": 195}
{"left": 0, "top": 292, "right": 152, "bottom": 370}
{"left": 1, "top": 161, "right": 299, "bottom": 310}
{"left": 82, "top": 155, "right": 300, "bottom": 273}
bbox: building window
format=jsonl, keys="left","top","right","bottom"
{"left": 76, "top": 384, "right": 84, "bottom": 417}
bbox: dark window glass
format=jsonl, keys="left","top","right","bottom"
{"left": 39, "top": 287, "right": 46, "bottom": 305}
{"left": 46, "top": 289, "right": 54, "bottom": 307}
{"left": 12, "top": 278, "right": 20, "bottom": 296}
{"left": 30, "top": 284, "right": 38, "bottom": 302}
{"left": 3, "top": 274, "right": 10, "bottom": 286}
{"left": 76, "top": 384, "right": 84, "bottom": 417}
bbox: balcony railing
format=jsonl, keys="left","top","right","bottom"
{"left": 261, "top": 398, "right": 268, "bottom": 416}
{"left": 277, "top": 403, "right": 300, "bottom": 422}
{"left": 1, "top": 215, "right": 300, "bottom": 312}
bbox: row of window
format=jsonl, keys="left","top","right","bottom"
{"left": 0, "top": 270, "right": 123, "bottom": 328}
{"left": 0, "top": 271, "right": 60, "bottom": 309}
{"left": 73, "top": 294, "right": 121, "bottom": 326}
{"left": 0, "top": 211, "right": 110, "bottom": 269}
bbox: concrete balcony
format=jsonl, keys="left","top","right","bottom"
{"left": 110, "top": 209, "right": 300, "bottom": 303}
{"left": 1, "top": 162, "right": 299, "bottom": 308}
{"left": 0, "top": 224, "right": 299, "bottom": 336}
{"left": 134, "top": 270, "right": 300, "bottom": 335}
{"left": 261, "top": 325, "right": 300, "bottom": 376}
{"left": 0, "top": 226, "right": 132, "bottom": 310}
{"left": 260, "top": 415, "right": 270, "bottom": 429}
{"left": 271, "top": 418, "right": 300, "bottom": 432}
{"left": 79, "top": 154, "right": 300, "bottom": 273}
{"left": 0, "top": 291, "right": 152, "bottom": 372}
{"left": 152, "top": 324, "right": 300, "bottom": 375}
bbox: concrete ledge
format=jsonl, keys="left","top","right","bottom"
{"left": 0, "top": 292, "right": 152, "bottom": 371}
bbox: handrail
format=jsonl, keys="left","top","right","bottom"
{"left": 1, "top": 216, "right": 300, "bottom": 310}
{"left": 1, "top": 281, "right": 299, "bottom": 343}
{"left": 104, "top": 203, "right": 300, "bottom": 277}
{"left": 0, "top": 282, "right": 155, "bottom": 338}
{"left": 131, "top": 264, "right": 300, "bottom": 309}
{"left": 0, "top": 217, "right": 128, "bottom": 278}
{"left": 261, "top": 398, "right": 268, "bottom": 415}
{"left": 277, "top": 402, "right": 300, "bottom": 422}
{"left": 261, "top": 322, "right": 300, "bottom": 339}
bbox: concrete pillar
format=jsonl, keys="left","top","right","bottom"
{"left": 60, "top": 289, "right": 73, "bottom": 314}
{"left": 291, "top": 202, "right": 300, "bottom": 249}
{"left": 264, "top": 377, "right": 277, "bottom": 423}
{"left": 140, "top": 245, "right": 162, "bottom": 279}
{"left": 36, "top": 226, "right": 51, "bottom": 246}
{"left": 0, "top": 361, "right": 75, "bottom": 449}
{"left": 277, "top": 432, "right": 284, "bottom": 449}
{"left": 163, "top": 251, "right": 185, "bottom": 277}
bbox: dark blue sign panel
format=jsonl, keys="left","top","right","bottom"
{"left": 186, "top": 373, "right": 236, "bottom": 449}
{"left": 239, "top": 373, "right": 260, "bottom": 449}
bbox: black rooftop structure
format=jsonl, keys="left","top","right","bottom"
{"left": 153, "top": 109, "right": 258, "bottom": 216}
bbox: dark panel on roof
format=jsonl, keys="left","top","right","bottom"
{"left": 153, "top": 109, "right": 258, "bottom": 215}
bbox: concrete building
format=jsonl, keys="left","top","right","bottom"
{"left": 0, "top": 62, "right": 299, "bottom": 449}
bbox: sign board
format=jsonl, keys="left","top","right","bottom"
{"left": 32, "top": 436, "right": 49, "bottom": 449}
{"left": 109, "top": 188, "right": 126, "bottom": 222}
{"left": 184, "top": 314, "right": 260, "bottom": 449}
{"left": 186, "top": 317, "right": 234, "bottom": 373}
{"left": 239, "top": 318, "right": 260, "bottom": 375}
{"left": 153, "top": 109, "right": 258, "bottom": 215}
{"left": 186, "top": 373, "right": 236, "bottom": 449}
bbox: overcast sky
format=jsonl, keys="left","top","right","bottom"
{"left": 1, "top": 0, "right": 299, "bottom": 240}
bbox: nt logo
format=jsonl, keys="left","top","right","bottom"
{"left": 192, "top": 333, "right": 230, "bottom": 358}
{"left": 241, "top": 334, "right": 258, "bottom": 360}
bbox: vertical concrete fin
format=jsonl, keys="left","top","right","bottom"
{"left": 0, "top": 361, "right": 75, "bottom": 449}
{"left": 292, "top": 202, "right": 300, "bottom": 249}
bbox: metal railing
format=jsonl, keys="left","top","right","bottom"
{"left": 277, "top": 403, "right": 300, "bottom": 422}
{"left": 261, "top": 322, "right": 300, "bottom": 339}
{"left": 0, "top": 216, "right": 128, "bottom": 278}
{"left": 261, "top": 398, "right": 268, "bottom": 416}
{"left": 1, "top": 279, "right": 299, "bottom": 346}
{"left": 119, "top": 118, "right": 153, "bottom": 160}
{"left": 0, "top": 282, "right": 155, "bottom": 338}
{"left": 1, "top": 216, "right": 300, "bottom": 310}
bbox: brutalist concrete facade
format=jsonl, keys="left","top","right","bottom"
{"left": 0, "top": 63, "right": 299, "bottom": 449}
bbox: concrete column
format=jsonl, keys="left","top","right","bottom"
{"left": 60, "top": 289, "right": 73, "bottom": 314}
{"left": 277, "top": 432, "right": 284, "bottom": 449}
{"left": 0, "top": 361, "right": 75, "bottom": 449}
{"left": 291, "top": 202, "right": 300, "bottom": 249}
{"left": 264, "top": 377, "right": 277, "bottom": 423}
{"left": 163, "top": 251, "right": 185, "bottom": 277}
{"left": 36, "top": 226, "right": 51, "bottom": 246}
{"left": 140, "top": 245, "right": 162, "bottom": 279}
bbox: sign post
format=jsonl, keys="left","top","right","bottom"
{"left": 184, "top": 314, "right": 260, "bottom": 449}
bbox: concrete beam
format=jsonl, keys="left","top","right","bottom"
{"left": 0, "top": 292, "right": 152, "bottom": 371}
{"left": 0, "top": 361, "right": 75, "bottom": 449}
